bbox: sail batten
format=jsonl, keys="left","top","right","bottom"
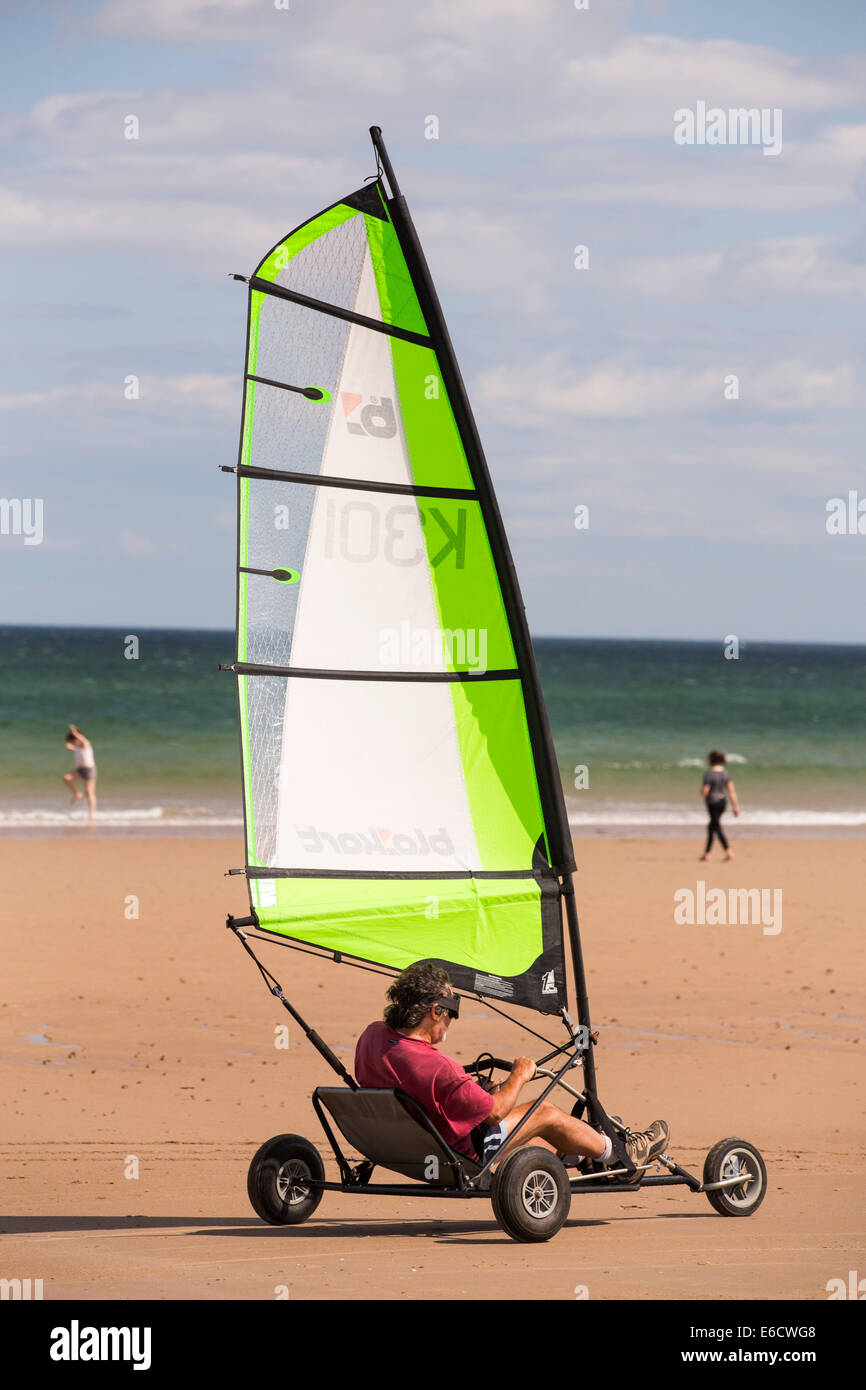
{"left": 231, "top": 158, "right": 570, "bottom": 1014}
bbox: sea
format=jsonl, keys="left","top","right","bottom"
{"left": 1, "top": 626, "right": 863, "bottom": 837}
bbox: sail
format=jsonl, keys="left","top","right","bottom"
{"left": 231, "top": 169, "right": 573, "bottom": 1014}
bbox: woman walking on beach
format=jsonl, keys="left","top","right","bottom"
{"left": 63, "top": 725, "right": 97, "bottom": 821}
{"left": 700, "top": 749, "right": 738, "bottom": 862}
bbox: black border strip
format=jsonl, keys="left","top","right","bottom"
{"left": 237, "top": 463, "right": 477, "bottom": 500}
{"left": 248, "top": 867, "right": 556, "bottom": 882}
{"left": 246, "top": 923, "right": 562, "bottom": 1015}
{"left": 229, "top": 661, "right": 519, "bottom": 683}
{"left": 248, "top": 274, "right": 432, "bottom": 348}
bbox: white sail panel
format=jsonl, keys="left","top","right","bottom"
{"left": 273, "top": 241, "right": 479, "bottom": 871}
{"left": 274, "top": 678, "right": 482, "bottom": 871}
{"left": 318, "top": 247, "right": 410, "bottom": 484}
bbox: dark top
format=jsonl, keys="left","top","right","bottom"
{"left": 702, "top": 767, "right": 731, "bottom": 803}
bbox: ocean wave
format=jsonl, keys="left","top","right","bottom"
{"left": 677, "top": 753, "right": 748, "bottom": 767}
{"left": 0, "top": 806, "right": 243, "bottom": 828}
{"left": 568, "top": 805, "right": 866, "bottom": 827}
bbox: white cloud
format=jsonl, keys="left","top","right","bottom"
{"left": 90, "top": 0, "right": 263, "bottom": 44}
{"left": 562, "top": 37, "right": 866, "bottom": 137}
{"left": 477, "top": 354, "right": 861, "bottom": 419}
{"left": 0, "top": 374, "right": 236, "bottom": 415}
{"left": 87, "top": 0, "right": 615, "bottom": 49}
{"left": 614, "top": 237, "right": 866, "bottom": 301}
{"left": 117, "top": 528, "right": 183, "bottom": 557}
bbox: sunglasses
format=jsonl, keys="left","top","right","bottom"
{"left": 435, "top": 995, "right": 460, "bottom": 1019}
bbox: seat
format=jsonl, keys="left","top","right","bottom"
{"left": 314, "top": 1086, "right": 481, "bottom": 1186}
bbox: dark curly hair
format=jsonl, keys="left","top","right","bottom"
{"left": 384, "top": 963, "right": 453, "bottom": 1031}
{"left": 708, "top": 749, "right": 726, "bottom": 765}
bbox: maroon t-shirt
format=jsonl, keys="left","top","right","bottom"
{"left": 355, "top": 1021, "right": 495, "bottom": 1158}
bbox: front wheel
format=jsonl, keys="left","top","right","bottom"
{"left": 703, "top": 1138, "right": 766, "bottom": 1217}
{"left": 247, "top": 1134, "right": 324, "bottom": 1226}
{"left": 491, "top": 1147, "right": 571, "bottom": 1243}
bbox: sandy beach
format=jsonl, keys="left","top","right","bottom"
{"left": 1, "top": 833, "right": 863, "bottom": 1301}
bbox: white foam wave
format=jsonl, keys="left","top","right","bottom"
{"left": 0, "top": 806, "right": 243, "bottom": 828}
{"left": 568, "top": 804, "right": 866, "bottom": 827}
{"left": 677, "top": 753, "right": 748, "bottom": 767}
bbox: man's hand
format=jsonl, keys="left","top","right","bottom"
{"left": 511, "top": 1056, "right": 536, "bottom": 1084}
{"left": 484, "top": 1055, "right": 537, "bottom": 1123}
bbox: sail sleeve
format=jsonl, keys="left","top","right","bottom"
{"left": 231, "top": 179, "right": 570, "bottom": 1014}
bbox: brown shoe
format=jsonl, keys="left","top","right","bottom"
{"left": 616, "top": 1120, "right": 670, "bottom": 1182}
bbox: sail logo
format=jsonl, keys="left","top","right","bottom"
{"left": 322, "top": 499, "right": 466, "bottom": 568}
{"left": 341, "top": 392, "right": 396, "bottom": 438}
{"left": 541, "top": 970, "right": 557, "bottom": 995}
{"left": 298, "top": 825, "right": 455, "bottom": 857}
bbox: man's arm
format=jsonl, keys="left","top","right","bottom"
{"left": 483, "top": 1057, "right": 536, "bottom": 1123}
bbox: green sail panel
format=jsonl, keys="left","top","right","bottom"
{"left": 233, "top": 181, "right": 568, "bottom": 1014}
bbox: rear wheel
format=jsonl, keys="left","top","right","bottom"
{"left": 491, "top": 1147, "right": 571, "bottom": 1243}
{"left": 247, "top": 1134, "right": 324, "bottom": 1226}
{"left": 703, "top": 1138, "right": 766, "bottom": 1217}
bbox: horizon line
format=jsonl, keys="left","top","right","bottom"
{"left": 1, "top": 622, "right": 865, "bottom": 651}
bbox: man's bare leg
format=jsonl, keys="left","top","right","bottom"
{"left": 496, "top": 1100, "right": 606, "bottom": 1161}
{"left": 84, "top": 777, "right": 97, "bottom": 821}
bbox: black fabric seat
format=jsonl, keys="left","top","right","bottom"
{"left": 315, "top": 1086, "right": 481, "bottom": 1186}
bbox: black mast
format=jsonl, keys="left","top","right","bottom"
{"left": 369, "top": 127, "right": 598, "bottom": 1091}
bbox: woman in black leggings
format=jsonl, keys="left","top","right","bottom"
{"left": 700, "top": 750, "right": 739, "bottom": 861}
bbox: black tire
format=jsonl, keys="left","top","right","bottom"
{"left": 247, "top": 1134, "right": 324, "bottom": 1226}
{"left": 490, "top": 1147, "right": 571, "bottom": 1243}
{"left": 703, "top": 1138, "right": 766, "bottom": 1217}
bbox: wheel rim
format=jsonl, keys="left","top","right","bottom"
{"left": 520, "top": 1169, "right": 558, "bottom": 1219}
{"left": 275, "top": 1158, "right": 311, "bottom": 1205}
{"left": 719, "top": 1148, "right": 762, "bottom": 1208}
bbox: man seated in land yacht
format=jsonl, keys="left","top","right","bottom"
{"left": 355, "top": 963, "right": 669, "bottom": 1172}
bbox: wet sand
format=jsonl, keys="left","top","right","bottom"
{"left": 1, "top": 835, "right": 863, "bottom": 1300}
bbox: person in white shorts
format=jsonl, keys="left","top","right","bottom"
{"left": 63, "top": 725, "right": 97, "bottom": 821}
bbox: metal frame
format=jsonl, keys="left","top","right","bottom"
{"left": 307, "top": 1073, "right": 710, "bottom": 1200}
{"left": 228, "top": 914, "right": 719, "bottom": 1202}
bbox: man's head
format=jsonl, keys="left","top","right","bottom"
{"left": 383, "top": 963, "right": 460, "bottom": 1044}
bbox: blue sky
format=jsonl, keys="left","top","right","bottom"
{"left": 1, "top": 0, "right": 865, "bottom": 641}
